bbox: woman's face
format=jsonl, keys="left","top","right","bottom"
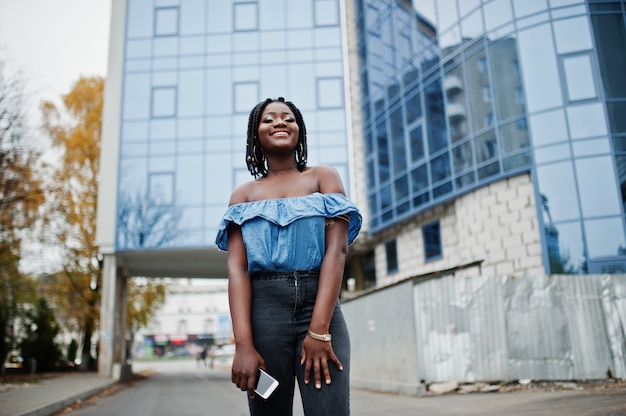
{"left": 257, "top": 102, "right": 299, "bottom": 153}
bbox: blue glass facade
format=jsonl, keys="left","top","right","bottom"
{"left": 355, "top": 0, "right": 626, "bottom": 274}
{"left": 115, "top": 0, "right": 351, "bottom": 251}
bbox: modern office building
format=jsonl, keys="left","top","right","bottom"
{"left": 97, "top": 0, "right": 626, "bottom": 377}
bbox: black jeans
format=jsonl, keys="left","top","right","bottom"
{"left": 248, "top": 270, "right": 350, "bottom": 416}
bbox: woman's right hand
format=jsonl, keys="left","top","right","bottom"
{"left": 231, "top": 343, "right": 265, "bottom": 398}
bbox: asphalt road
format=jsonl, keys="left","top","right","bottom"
{"left": 60, "top": 360, "right": 626, "bottom": 416}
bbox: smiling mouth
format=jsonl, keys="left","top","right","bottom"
{"left": 272, "top": 131, "right": 290, "bottom": 136}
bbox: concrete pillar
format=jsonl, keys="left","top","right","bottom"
{"left": 98, "top": 254, "right": 129, "bottom": 379}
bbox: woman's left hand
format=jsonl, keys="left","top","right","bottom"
{"left": 300, "top": 336, "right": 343, "bottom": 389}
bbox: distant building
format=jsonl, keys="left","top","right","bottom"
{"left": 133, "top": 279, "right": 231, "bottom": 359}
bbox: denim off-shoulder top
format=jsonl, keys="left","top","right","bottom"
{"left": 215, "top": 192, "right": 362, "bottom": 274}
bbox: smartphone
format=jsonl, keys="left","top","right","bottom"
{"left": 255, "top": 368, "right": 279, "bottom": 399}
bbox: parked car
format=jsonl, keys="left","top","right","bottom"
{"left": 166, "top": 347, "right": 192, "bottom": 358}
{"left": 4, "top": 351, "right": 24, "bottom": 369}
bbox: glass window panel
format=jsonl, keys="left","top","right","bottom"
{"left": 152, "top": 71, "right": 177, "bottom": 87}
{"left": 126, "top": 40, "right": 151, "bottom": 59}
{"left": 571, "top": 137, "right": 611, "bottom": 157}
{"left": 315, "top": 0, "right": 339, "bottom": 26}
{"left": 206, "top": 69, "right": 233, "bottom": 116}
{"left": 177, "top": 155, "right": 203, "bottom": 205}
{"left": 179, "top": 56, "right": 204, "bottom": 69}
{"left": 534, "top": 143, "right": 571, "bottom": 165}
{"left": 178, "top": 118, "right": 203, "bottom": 139}
{"left": 317, "top": 78, "right": 343, "bottom": 108}
{"left": 395, "top": 175, "right": 409, "bottom": 200}
{"left": 576, "top": 156, "right": 621, "bottom": 217}
{"left": 512, "top": 0, "right": 548, "bottom": 18}
{"left": 445, "top": 63, "right": 468, "bottom": 142}
{"left": 590, "top": 14, "right": 626, "bottom": 99}
{"left": 584, "top": 217, "right": 626, "bottom": 258}
{"left": 127, "top": 0, "right": 153, "bottom": 38}
{"left": 409, "top": 124, "right": 425, "bottom": 162}
{"left": 529, "top": 109, "right": 568, "bottom": 146}
{"left": 551, "top": 5, "right": 586, "bottom": 19}
{"left": 123, "top": 73, "right": 151, "bottom": 120}
{"left": 390, "top": 107, "right": 407, "bottom": 174}
{"left": 385, "top": 239, "right": 398, "bottom": 273}
{"left": 436, "top": 0, "right": 458, "bottom": 32}
{"left": 180, "top": 0, "right": 205, "bottom": 35}
{"left": 153, "top": 57, "right": 177, "bottom": 71}
{"left": 287, "top": 0, "right": 313, "bottom": 29}
{"left": 178, "top": 70, "right": 203, "bottom": 117}
{"left": 423, "top": 221, "right": 442, "bottom": 261}
{"left": 430, "top": 152, "right": 451, "bottom": 183}
{"left": 475, "top": 129, "right": 498, "bottom": 163}
{"left": 155, "top": 7, "right": 179, "bottom": 36}
{"left": 547, "top": 221, "right": 584, "bottom": 274}
{"left": 465, "top": 50, "right": 493, "bottom": 133}
{"left": 536, "top": 161, "right": 580, "bottom": 221}
{"left": 154, "top": 37, "right": 178, "bottom": 56}
{"left": 566, "top": 103, "right": 607, "bottom": 139}
{"left": 315, "top": 27, "right": 342, "bottom": 48}
{"left": 424, "top": 79, "right": 448, "bottom": 153}
{"left": 484, "top": 0, "right": 514, "bottom": 32}
{"left": 562, "top": 54, "right": 596, "bottom": 102}
{"left": 490, "top": 37, "right": 525, "bottom": 120}
{"left": 411, "top": 164, "right": 428, "bottom": 194}
{"left": 549, "top": 0, "right": 585, "bottom": 8}
{"left": 607, "top": 102, "right": 626, "bottom": 134}
{"left": 207, "top": 2, "right": 232, "bottom": 33}
{"left": 178, "top": 139, "right": 203, "bottom": 154}
{"left": 121, "top": 142, "right": 148, "bottom": 158}
{"left": 149, "top": 173, "right": 174, "bottom": 205}
{"left": 150, "top": 119, "right": 176, "bottom": 140}
{"left": 503, "top": 152, "right": 532, "bottom": 171}
{"left": 499, "top": 118, "right": 530, "bottom": 155}
{"left": 288, "top": 64, "right": 316, "bottom": 108}
{"left": 518, "top": 24, "right": 562, "bottom": 112}
{"left": 459, "top": 0, "right": 481, "bottom": 17}
{"left": 452, "top": 141, "right": 474, "bottom": 173}
{"left": 553, "top": 16, "right": 593, "bottom": 54}
{"left": 122, "top": 121, "right": 149, "bottom": 142}
{"left": 180, "top": 36, "right": 204, "bottom": 55}
{"left": 149, "top": 156, "right": 175, "bottom": 172}
{"left": 152, "top": 87, "right": 177, "bottom": 118}
{"left": 461, "top": 8, "right": 484, "bottom": 40}
{"left": 150, "top": 140, "right": 175, "bottom": 156}
{"left": 233, "top": 82, "right": 258, "bottom": 114}
{"left": 234, "top": 3, "right": 258, "bottom": 31}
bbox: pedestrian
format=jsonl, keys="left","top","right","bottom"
{"left": 215, "top": 97, "right": 361, "bottom": 415}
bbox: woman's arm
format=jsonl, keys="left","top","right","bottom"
{"left": 227, "top": 188, "right": 265, "bottom": 397}
{"left": 301, "top": 166, "right": 350, "bottom": 389}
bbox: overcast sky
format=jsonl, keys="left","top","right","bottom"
{"left": 0, "top": 0, "right": 112, "bottom": 274}
{"left": 0, "top": 0, "right": 112, "bottom": 123}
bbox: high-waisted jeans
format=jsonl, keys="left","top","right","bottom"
{"left": 248, "top": 270, "right": 350, "bottom": 416}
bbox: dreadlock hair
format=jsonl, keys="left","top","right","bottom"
{"left": 245, "top": 97, "right": 308, "bottom": 178}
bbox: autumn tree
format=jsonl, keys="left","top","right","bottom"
{"left": 126, "top": 278, "right": 166, "bottom": 357}
{"left": 0, "top": 57, "right": 45, "bottom": 367}
{"left": 40, "top": 76, "right": 103, "bottom": 370}
{"left": 41, "top": 76, "right": 168, "bottom": 370}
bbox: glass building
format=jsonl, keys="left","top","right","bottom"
{"left": 97, "top": 0, "right": 353, "bottom": 279}
{"left": 349, "top": 0, "right": 626, "bottom": 280}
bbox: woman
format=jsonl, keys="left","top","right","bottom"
{"left": 215, "top": 97, "right": 361, "bottom": 415}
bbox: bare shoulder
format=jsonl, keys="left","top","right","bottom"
{"left": 228, "top": 181, "right": 253, "bottom": 206}
{"left": 310, "top": 165, "right": 346, "bottom": 195}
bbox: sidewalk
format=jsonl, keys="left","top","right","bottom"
{"left": 0, "top": 372, "right": 117, "bottom": 416}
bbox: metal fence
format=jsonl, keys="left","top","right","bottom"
{"left": 342, "top": 274, "right": 626, "bottom": 395}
